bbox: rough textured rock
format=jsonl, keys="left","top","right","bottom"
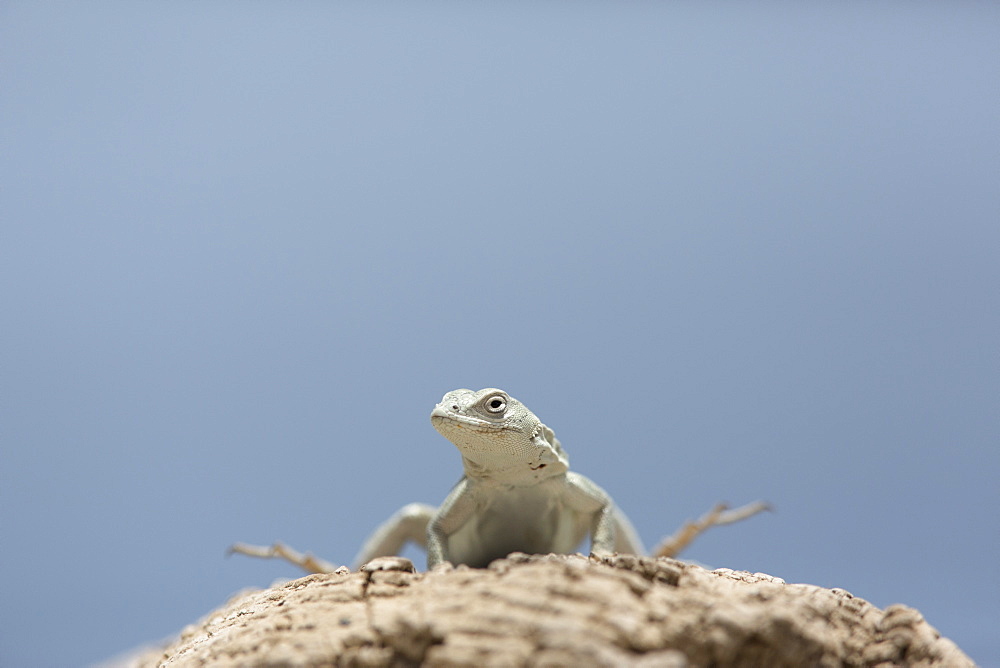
{"left": 138, "top": 554, "right": 973, "bottom": 667}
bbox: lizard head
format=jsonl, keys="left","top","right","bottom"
{"left": 430, "top": 388, "right": 569, "bottom": 483}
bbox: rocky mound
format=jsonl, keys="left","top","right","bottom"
{"left": 138, "top": 553, "right": 973, "bottom": 667}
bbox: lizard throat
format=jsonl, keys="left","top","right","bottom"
{"left": 460, "top": 455, "right": 565, "bottom": 484}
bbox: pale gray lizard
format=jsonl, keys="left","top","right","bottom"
{"left": 230, "top": 388, "right": 769, "bottom": 572}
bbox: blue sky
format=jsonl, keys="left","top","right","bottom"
{"left": 2, "top": 3, "right": 998, "bottom": 666}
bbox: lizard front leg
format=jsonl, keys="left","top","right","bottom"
{"left": 229, "top": 503, "right": 438, "bottom": 574}
{"left": 352, "top": 502, "right": 436, "bottom": 568}
{"left": 564, "top": 472, "right": 619, "bottom": 556}
{"left": 426, "top": 478, "right": 477, "bottom": 568}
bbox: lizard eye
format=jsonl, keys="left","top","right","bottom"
{"left": 483, "top": 395, "right": 507, "bottom": 414}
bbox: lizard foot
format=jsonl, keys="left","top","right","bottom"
{"left": 227, "top": 541, "right": 340, "bottom": 574}
{"left": 652, "top": 500, "right": 772, "bottom": 559}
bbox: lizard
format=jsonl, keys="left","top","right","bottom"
{"left": 229, "top": 388, "right": 770, "bottom": 573}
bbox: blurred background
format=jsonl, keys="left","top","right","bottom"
{"left": 2, "top": 2, "right": 998, "bottom": 666}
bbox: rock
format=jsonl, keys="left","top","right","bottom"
{"left": 137, "top": 553, "right": 973, "bottom": 667}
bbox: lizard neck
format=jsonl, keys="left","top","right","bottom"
{"left": 461, "top": 455, "right": 568, "bottom": 486}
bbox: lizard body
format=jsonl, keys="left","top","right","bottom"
{"left": 418, "top": 388, "right": 642, "bottom": 568}
{"left": 230, "top": 388, "right": 768, "bottom": 572}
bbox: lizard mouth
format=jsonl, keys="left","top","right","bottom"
{"left": 430, "top": 410, "right": 506, "bottom": 434}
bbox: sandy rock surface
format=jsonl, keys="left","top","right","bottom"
{"left": 137, "top": 553, "right": 973, "bottom": 667}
